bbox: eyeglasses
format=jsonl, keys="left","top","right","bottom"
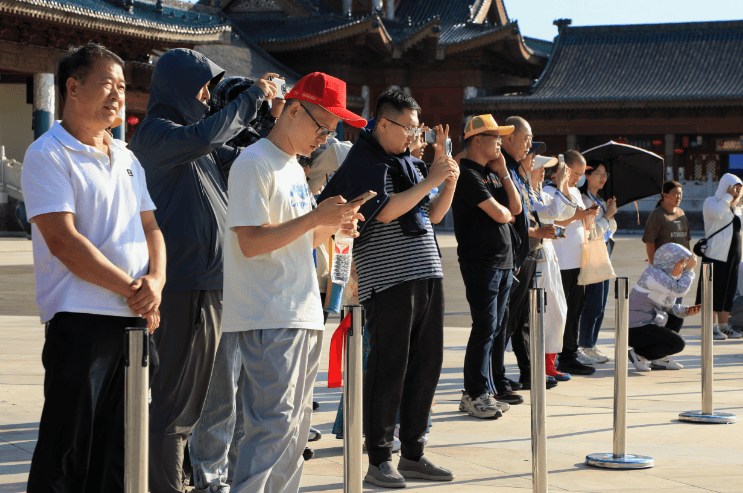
{"left": 479, "top": 133, "right": 502, "bottom": 145}
{"left": 384, "top": 118, "right": 421, "bottom": 137}
{"left": 593, "top": 172, "right": 610, "bottom": 178}
{"left": 300, "top": 103, "right": 337, "bottom": 139}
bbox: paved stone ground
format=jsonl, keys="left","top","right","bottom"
{"left": 1, "top": 234, "right": 742, "bottom": 492}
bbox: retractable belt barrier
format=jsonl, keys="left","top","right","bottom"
{"left": 587, "top": 277, "right": 654, "bottom": 469}
{"left": 679, "top": 263, "right": 737, "bottom": 424}
{"left": 529, "top": 288, "right": 548, "bottom": 493}
{"left": 124, "top": 327, "right": 149, "bottom": 493}
{"left": 340, "top": 305, "right": 365, "bottom": 493}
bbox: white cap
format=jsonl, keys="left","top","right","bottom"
{"left": 533, "top": 156, "right": 558, "bottom": 170}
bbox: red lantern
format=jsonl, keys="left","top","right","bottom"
{"left": 126, "top": 116, "right": 139, "bottom": 126}
{"left": 682, "top": 136, "right": 690, "bottom": 148}
{"left": 652, "top": 139, "right": 663, "bottom": 146}
{"left": 615, "top": 137, "right": 627, "bottom": 144}
{"left": 674, "top": 148, "right": 684, "bottom": 155}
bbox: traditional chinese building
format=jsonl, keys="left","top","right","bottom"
{"left": 214, "top": 0, "right": 550, "bottom": 154}
{"left": 465, "top": 19, "right": 743, "bottom": 185}
{"left": 464, "top": 19, "right": 743, "bottom": 228}
{"left": 0, "top": 0, "right": 296, "bottom": 230}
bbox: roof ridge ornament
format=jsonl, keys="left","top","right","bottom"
{"left": 553, "top": 18, "right": 572, "bottom": 34}
{"left": 155, "top": 0, "right": 163, "bottom": 15}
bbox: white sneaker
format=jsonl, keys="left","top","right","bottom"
{"left": 713, "top": 324, "right": 728, "bottom": 341}
{"left": 583, "top": 347, "right": 610, "bottom": 363}
{"left": 466, "top": 393, "right": 502, "bottom": 419}
{"left": 628, "top": 349, "right": 651, "bottom": 372}
{"left": 460, "top": 390, "right": 509, "bottom": 413}
{"left": 718, "top": 324, "right": 743, "bottom": 339}
{"left": 577, "top": 347, "right": 598, "bottom": 365}
{"left": 651, "top": 356, "right": 683, "bottom": 370}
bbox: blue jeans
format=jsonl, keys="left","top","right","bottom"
{"left": 578, "top": 279, "right": 610, "bottom": 348}
{"left": 190, "top": 332, "right": 244, "bottom": 493}
{"left": 460, "top": 261, "right": 513, "bottom": 399}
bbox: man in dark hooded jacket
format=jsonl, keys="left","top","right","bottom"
{"left": 129, "top": 48, "right": 279, "bottom": 493}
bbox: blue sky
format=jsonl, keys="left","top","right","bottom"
{"left": 181, "top": 0, "right": 743, "bottom": 41}
{"left": 505, "top": 0, "right": 743, "bottom": 41}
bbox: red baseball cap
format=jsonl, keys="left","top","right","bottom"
{"left": 285, "top": 72, "right": 367, "bottom": 128}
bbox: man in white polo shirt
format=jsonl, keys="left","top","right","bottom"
{"left": 21, "top": 43, "right": 165, "bottom": 493}
{"left": 223, "top": 72, "right": 365, "bottom": 493}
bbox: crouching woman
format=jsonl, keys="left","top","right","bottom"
{"left": 627, "top": 243, "right": 701, "bottom": 371}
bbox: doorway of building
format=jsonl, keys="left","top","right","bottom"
{"left": 686, "top": 153, "right": 720, "bottom": 181}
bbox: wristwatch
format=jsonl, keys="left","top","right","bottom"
{"left": 500, "top": 174, "right": 511, "bottom": 181}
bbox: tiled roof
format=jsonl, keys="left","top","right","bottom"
{"left": 465, "top": 20, "right": 743, "bottom": 110}
{"left": 4, "top": 0, "right": 229, "bottom": 35}
{"left": 230, "top": 13, "right": 357, "bottom": 44}
{"left": 523, "top": 36, "right": 553, "bottom": 57}
{"left": 228, "top": 0, "right": 543, "bottom": 60}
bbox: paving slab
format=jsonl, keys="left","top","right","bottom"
{"left": 0, "top": 235, "right": 741, "bottom": 492}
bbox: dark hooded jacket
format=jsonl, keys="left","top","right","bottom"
{"left": 130, "top": 49, "right": 267, "bottom": 291}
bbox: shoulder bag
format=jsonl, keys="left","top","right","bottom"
{"left": 693, "top": 215, "right": 734, "bottom": 257}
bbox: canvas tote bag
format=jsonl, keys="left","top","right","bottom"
{"left": 578, "top": 219, "right": 616, "bottom": 285}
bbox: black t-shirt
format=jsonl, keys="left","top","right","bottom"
{"left": 452, "top": 158, "right": 513, "bottom": 269}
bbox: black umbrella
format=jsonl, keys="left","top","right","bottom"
{"left": 581, "top": 141, "right": 665, "bottom": 209}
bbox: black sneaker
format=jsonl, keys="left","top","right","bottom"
{"left": 303, "top": 447, "right": 314, "bottom": 461}
{"left": 520, "top": 377, "right": 558, "bottom": 391}
{"left": 557, "top": 359, "right": 596, "bottom": 376}
{"left": 493, "top": 391, "right": 524, "bottom": 404}
{"left": 312, "top": 401, "right": 320, "bottom": 411}
{"left": 507, "top": 378, "right": 523, "bottom": 391}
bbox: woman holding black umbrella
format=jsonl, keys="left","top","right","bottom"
{"left": 696, "top": 173, "right": 743, "bottom": 340}
{"left": 577, "top": 161, "right": 617, "bottom": 365}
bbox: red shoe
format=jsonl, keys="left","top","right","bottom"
{"left": 546, "top": 353, "right": 571, "bottom": 381}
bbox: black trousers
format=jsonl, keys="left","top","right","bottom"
{"left": 362, "top": 278, "right": 444, "bottom": 465}
{"left": 27, "top": 312, "right": 146, "bottom": 493}
{"left": 149, "top": 290, "right": 222, "bottom": 493}
{"left": 492, "top": 256, "right": 537, "bottom": 391}
{"left": 629, "top": 316, "right": 685, "bottom": 361}
{"left": 558, "top": 268, "right": 586, "bottom": 363}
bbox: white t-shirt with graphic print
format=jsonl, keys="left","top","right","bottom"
{"left": 222, "top": 138, "right": 324, "bottom": 332}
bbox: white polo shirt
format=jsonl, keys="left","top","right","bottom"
{"left": 21, "top": 121, "right": 156, "bottom": 323}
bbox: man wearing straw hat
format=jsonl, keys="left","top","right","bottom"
{"left": 453, "top": 114, "right": 521, "bottom": 420}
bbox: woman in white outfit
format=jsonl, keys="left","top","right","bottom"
{"left": 695, "top": 173, "right": 743, "bottom": 340}
{"left": 577, "top": 161, "right": 618, "bottom": 364}
{"left": 529, "top": 156, "right": 579, "bottom": 381}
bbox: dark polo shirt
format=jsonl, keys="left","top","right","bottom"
{"left": 452, "top": 158, "right": 513, "bottom": 269}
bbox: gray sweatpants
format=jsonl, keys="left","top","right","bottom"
{"left": 231, "top": 328, "right": 322, "bottom": 493}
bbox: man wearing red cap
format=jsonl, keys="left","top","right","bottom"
{"left": 222, "top": 72, "right": 365, "bottom": 493}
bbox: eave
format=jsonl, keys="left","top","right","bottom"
{"left": 0, "top": 0, "right": 232, "bottom": 44}
{"left": 258, "top": 16, "right": 394, "bottom": 55}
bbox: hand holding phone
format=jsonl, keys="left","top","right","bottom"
{"left": 554, "top": 226, "right": 566, "bottom": 238}
{"left": 349, "top": 190, "right": 377, "bottom": 206}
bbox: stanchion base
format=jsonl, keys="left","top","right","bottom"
{"left": 586, "top": 453, "right": 654, "bottom": 469}
{"left": 679, "top": 411, "right": 737, "bottom": 424}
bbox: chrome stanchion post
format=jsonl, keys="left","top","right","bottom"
{"left": 587, "top": 277, "right": 654, "bottom": 469}
{"left": 124, "top": 327, "right": 149, "bottom": 493}
{"left": 679, "top": 263, "right": 737, "bottom": 424}
{"left": 529, "top": 288, "right": 547, "bottom": 493}
{"left": 343, "top": 305, "right": 364, "bottom": 493}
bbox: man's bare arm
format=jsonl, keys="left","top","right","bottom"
{"left": 33, "top": 212, "right": 135, "bottom": 299}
